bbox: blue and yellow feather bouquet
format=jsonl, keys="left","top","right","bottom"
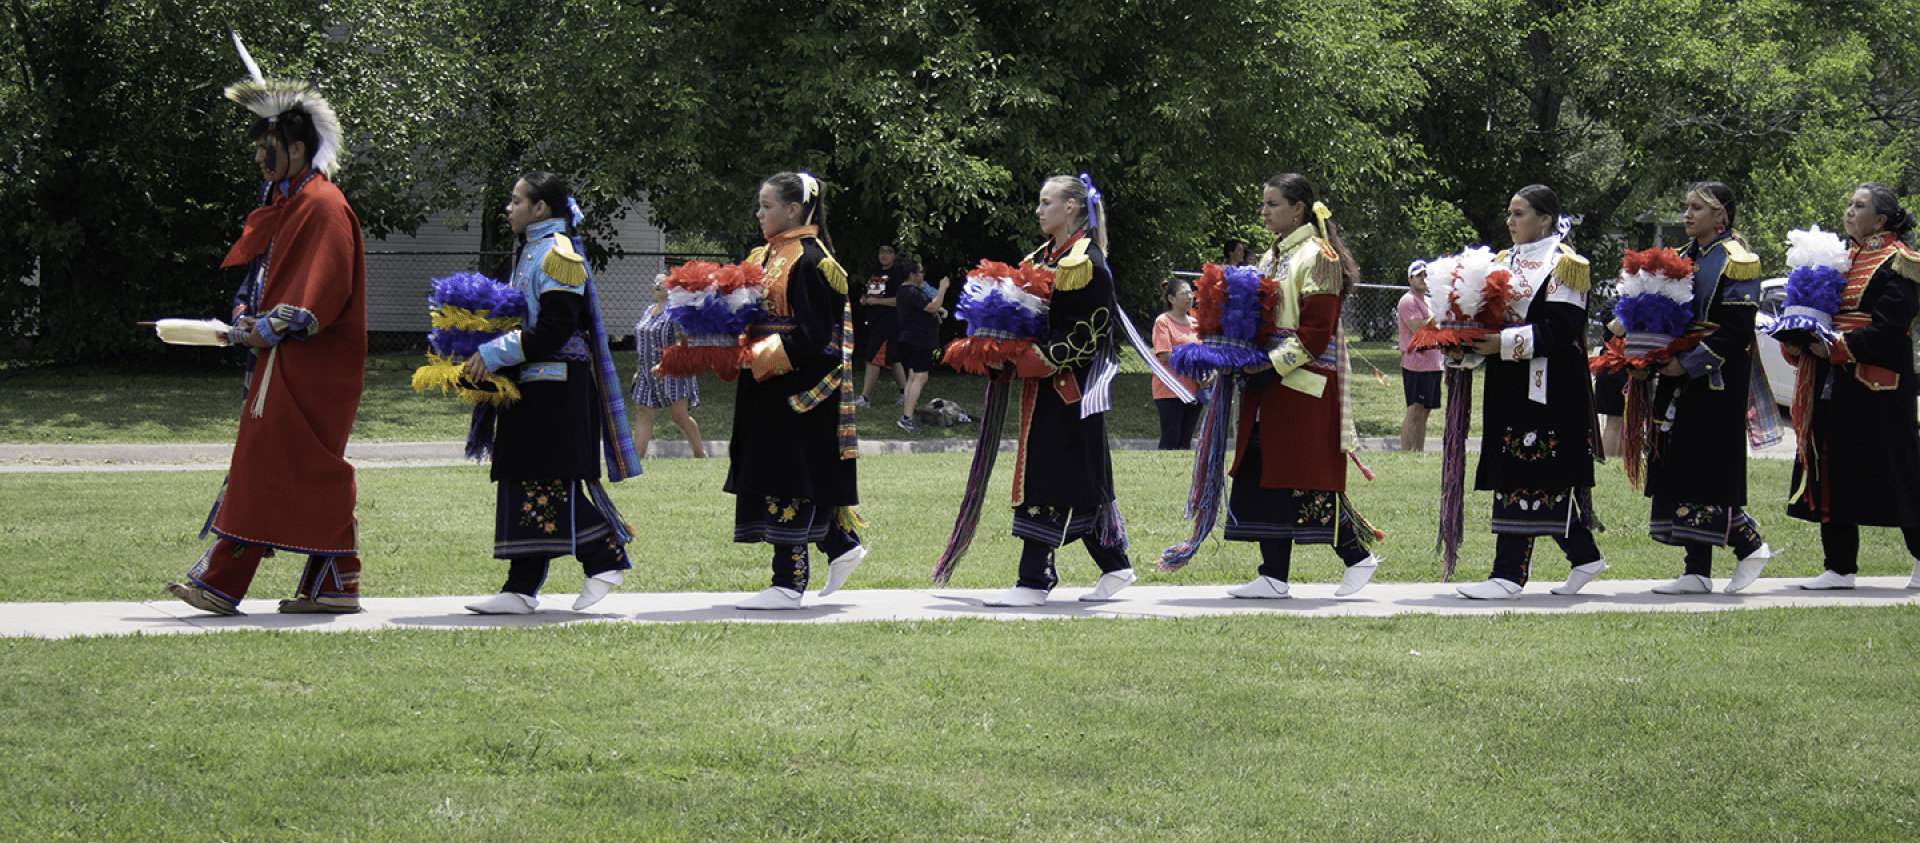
{"left": 410, "top": 271, "right": 528, "bottom": 406}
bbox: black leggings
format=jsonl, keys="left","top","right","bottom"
{"left": 1819, "top": 523, "right": 1920, "bottom": 575}
{"left": 1155, "top": 397, "right": 1202, "bottom": 450}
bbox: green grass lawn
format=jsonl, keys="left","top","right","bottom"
{"left": 1, "top": 609, "right": 1916, "bottom": 841}
{"left": 12, "top": 346, "right": 1920, "bottom": 843}
{"left": 0, "top": 346, "right": 1425, "bottom": 445}
{"left": 0, "top": 451, "right": 1904, "bottom": 603}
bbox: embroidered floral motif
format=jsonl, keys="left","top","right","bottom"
{"left": 1497, "top": 488, "right": 1569, "bottom": 512}
{"left": 1292, "top": 489, "right": 1336, "bottom": 527}
{"left": 517, "top": 480, "right": 567, "bottom": 534}
{"left": 1502, "top": 427, "right": 1560, "bottom": 462}
{"left": 1674, "top": 503, "right": 1726, "bottom": 531}
{"left": 766, "top": 496, "right": 807, "bottom": 523}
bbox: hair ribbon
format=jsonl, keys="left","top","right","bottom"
{"left": 1078, "top": 173, "right": 1102, "bottom": 230}
{"left": 566, "top": 196, "right": 585, "bottom": 226}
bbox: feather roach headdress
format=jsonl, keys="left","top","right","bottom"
{"left": 224, "top": 30, "right": 344, "bottom": 176}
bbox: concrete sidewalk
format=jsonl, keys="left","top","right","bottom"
{"left": 5, "top": 577, "right": 1912, "bottom": 639}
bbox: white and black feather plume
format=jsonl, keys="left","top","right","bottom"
{"left": 224, "top": 30, "right": 344, "bottom": 176}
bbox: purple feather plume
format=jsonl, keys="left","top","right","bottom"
{"left": 1613, "top": 294, "right": 1693, "bottom": 338}
{"left": 1220, "top": 266, "right": 1263, "bottom": 342}
{"left": 668, "top": 296, "right": 764, "bottom": 337}
{"left": 428, "top": 271, "right": 524, "bottom": 319}
{"left": 1785, "top": 265, "right": 1845, "bottom": 314}
{"left": 957, "top": 287, "right": 1047, "bottom": 337}
{"left": 1170, "top": 341, "right": 1265, "bottom": 379}
{"left": 427, "top": 328, "right": 503, "bottom": 360}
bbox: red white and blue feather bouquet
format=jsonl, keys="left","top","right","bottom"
{"left": 1589, "top": 248, "right": 1697, "bottom": 490}
{"left": 1591, "top": 247, "right": 1696, "bottom": 374}
{"left": 1766, "top": 225, "right": 1850, "bottom": 350}
{"left": 657, "top": 260, "right": 765, "bottom": 382}
{"left": 1170, "top": 263, "right": 1279, "bottom": 378}
{"left": 942, "top": 259, "right": 1054, "bottom": 375}
{"left": 411, "top": 271, "right": 527, "bottom": 406}
{"left": 1407, "top": 247, "right": 1516, "bottom": 352}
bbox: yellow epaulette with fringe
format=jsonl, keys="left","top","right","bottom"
{"left": 1555, "top": 244, "right": 1590, "bottom": 292}
{"left": 1306, "top": 238, "right": 1339, "bottom": 294}
{"left": 1052, "top": 237, "right": 1095, "bottom": 291}
{"left": 541, "top": 234, "right": 587, "bottom": 288}
{"left": 1722, "top": 240, "right": 1762, "bottom": 280}
{"left": 817, "top": 253, "right": 848, "bottom": 295}
{"left": 1893, "top": 242, "right": 1920, "bottom": 283}
{"left": 747, "top": 245, "right": 769, "bottom": 265}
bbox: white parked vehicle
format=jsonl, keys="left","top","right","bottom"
{"left": 1753, "top": 275, "right": 1920, "bottom": 417}
{"left": 1752, "top": 277, "right": 1795, "bottom": 408}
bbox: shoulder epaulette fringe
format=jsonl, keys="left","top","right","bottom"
{"left": 1053, "top": 238, "right": 1094, "bottom": 291}
{"left": 1892, "top": 243, "right": 1920, "bottom": 283}
{"left": 818, "top": 254, "right": 848, "bottom": 295}
{"left": 1307, "top": 241, "right": 1340, "bottom": 293}
{"left": 747, "top": 246, "right": 769, "bottom": 265}
{"left": 1723, "top": 240, "right": 1762, "bottom": 280}
{"left": 542, "top": 235, "right": 587, "bottom": 288}
{"left": 1555, "top": 245, "right": 1590, "bottom": 292}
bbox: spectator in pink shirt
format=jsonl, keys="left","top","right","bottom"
{"left": 1397, "top": 260, "right": 1443, "bottom": 451}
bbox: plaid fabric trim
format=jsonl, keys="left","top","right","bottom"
{"left": 784, "top": 299, "right": 858, "bottom": 460}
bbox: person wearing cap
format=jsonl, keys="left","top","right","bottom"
{"left": 165, "top": 71, "right": 368, "bottom": 616}
{"left": 1397, "top": 259, "right": 1443, "bottom": 451}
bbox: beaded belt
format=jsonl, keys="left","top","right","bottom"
{"left": 546, "top": 333, "right": 591, "bottom": 363}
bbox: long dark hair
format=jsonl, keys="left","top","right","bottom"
{"left": 1265, "top": 172, "right": 1359, "bottom": 295}
{"left": 1513, "top": 183, "right": 1572, "bottom": 247}
{"left": 248, "top": 110, "right": 320, "bottom": 173}
{"left": 1859, "top": 182, "right": 1918, "bottom": 240}
{"left": 763, "top": 171, "right": 834, "bottom": 252}
{"left": 1687, "top": 180, "right": 1747, "bottom": 248}
{"left": 517, "top": 170, "right": 574, "bottom": 239}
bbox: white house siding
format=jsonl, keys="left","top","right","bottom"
{"left": 364, "top": 195, "right": 666, "bottom": 340}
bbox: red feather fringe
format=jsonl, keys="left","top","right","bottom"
{"left": 1408, "top": 325, "right": 1488, "bottom": 353}
{"left": 1477, "top": 269, "right": 1516, "bottom": 329}
{"left": 943, "top": 337, "right": 1035, "bottom": 376}
{"left": 659, "top": 341, "right": 746, "bottom": 382}
{"left": 1587, "top": 334, "right": 1707, "bottom": 374}
{"left": 666, "top": 260, "right": 765, "bottom": 294}
{"left": 1191, "top": 264, "right": 1226, "bottom": 336}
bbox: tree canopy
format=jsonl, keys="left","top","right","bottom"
{"left": 4, "top": 0, "right": 1917, "bottom": 361}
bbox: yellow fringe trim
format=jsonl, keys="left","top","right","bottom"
{"left": 832, "top": 506, "right": 866, "bottom": 531}
{"left": 1052, "top": 238, "right": 1095, "bottom": 291}
{"left": 430, "top": 305, "right": 521, "bottom": 333}
{"left": 818, "top": 254, "right": 849, "bottom": 295}
{"left": 411, "top": 355, "right": 521, "bottom": 406}
{"left": 1555, "top": 246, "right": 1591, "bottom": 292}
{"left": 542, "top": 235, "right": 587, "bottom": 287}
{"left": 1892, "top": 247, "right": 1920, "bottom": 283}
{"left": 1722, "top": 241, "right": 1762, "bottom": 280}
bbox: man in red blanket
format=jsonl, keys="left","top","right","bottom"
{"left": 165, "top": 75, "right": 367, "bottom": 616}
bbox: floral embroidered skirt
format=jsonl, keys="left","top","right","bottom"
{"left": 1648, "top": 496, "right": 1754, "bottom": 547}
{"left": 735, "top": 495, "right": 832, "bottom": 545}
{"left": 494, "top": 479, "right": 618, "bottom": 559}
{"left": 1490, "top": 486, "right": 1596, "bottom": 537}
